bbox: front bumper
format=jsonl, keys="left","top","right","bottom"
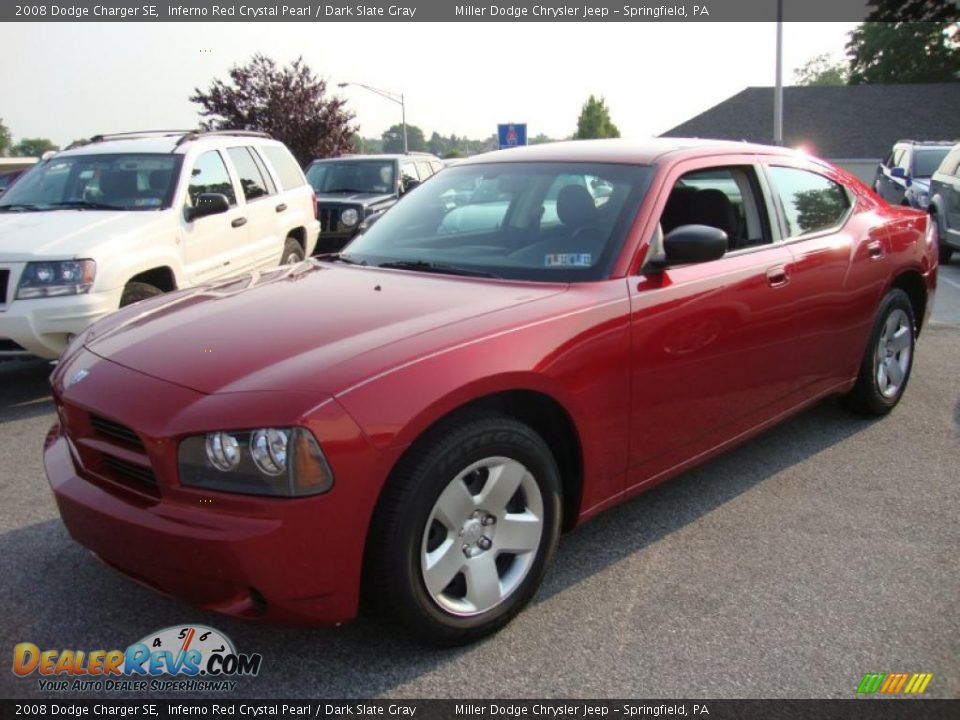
{"left": 44, "top": 350, "right": 390, "bottom": 624}
{"left": 0, "top": 280, "right": 123, "bottom": 359}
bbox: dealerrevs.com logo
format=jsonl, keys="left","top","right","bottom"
{"left": 13, "top": 625, "right": 262, "bottom": 693}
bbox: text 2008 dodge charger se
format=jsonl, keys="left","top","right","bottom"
{"left": 44, "top": 139, "right": 938, "bottom": 645}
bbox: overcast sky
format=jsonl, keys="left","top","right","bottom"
{"left": 2, "top": 21, "right": 857, "bottom": 148}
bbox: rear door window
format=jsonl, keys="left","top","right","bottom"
{"left": 228, "top": 147, "right": 272, "bottom": 201}
{"left": 767, "top": 166, "right": 851, "bottom": 238}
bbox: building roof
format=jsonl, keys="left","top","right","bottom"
{"left": 659, "top": 84, "right": 960, "bottom": 159}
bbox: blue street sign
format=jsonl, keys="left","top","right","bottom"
{"left": 497, "top": 123, "right": 527, "bottom": 149}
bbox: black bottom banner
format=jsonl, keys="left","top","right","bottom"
{"left": 2, "top": 700, "right": 958, "bottom": 720}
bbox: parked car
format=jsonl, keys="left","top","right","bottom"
{"left": 45, "top": 139, "right": 935, "bottom": 645}
{"left": 0, "top": 130, "right": 319, "bottom": 359}
{"left": 305, "top": 152, "right": 443, "bottom": 253}
{"left": 873, "top": 139, "right": 953, "bottom": 208}
{"left": 0, "top": 169, "right": 27, "bottom": 197}
{"left": 928, "top": 142, "right": 960, "bottom": 265}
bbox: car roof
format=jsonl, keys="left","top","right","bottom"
{"left": 455, "top": 138, "right": 805, "bottom": 166}
{"left": 308, "top": 153, "right": 441, "bottom": 163}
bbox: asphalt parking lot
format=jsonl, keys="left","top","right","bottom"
{"left": 1, "top": 264, "right": 958, "bottom": 700}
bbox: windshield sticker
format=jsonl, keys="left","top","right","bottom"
{"left": 545, "top": 253, "right": 592, "bottom": 267}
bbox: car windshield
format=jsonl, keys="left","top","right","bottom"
{"left": 342, "top": 162, "right": 653, "bottom": 282}
{"left": 307, "top": 160, "right": 396, "bottom": 194}
{"left": 913, "top": 147, "right": 950, "bottom": 177}
{"left": 0, "top": 153, "right": 181, "bottom": 211}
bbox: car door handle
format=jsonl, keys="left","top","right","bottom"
{"left": 867, "top": 240, "right": 884, "bottom": 259}
{"left": 275, "top": 203, "right": 287, "bottom": 213}
{"left": 231, "top": 217, "right": 247, "bottom": 228}
{"left": 766, "top": 265, "right": 789, "bottom": 288}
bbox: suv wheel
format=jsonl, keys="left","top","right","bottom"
{"left": 120, "top": 281, "right": 163, "bottom": 307}
{"left": 365, "top": 414, "right": 562, "bottom": 645}
{"left": 282, "top": 237, "right": 304, "bottom": 265}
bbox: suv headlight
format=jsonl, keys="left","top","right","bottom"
{"left": 178, "top": 427, "right": 334, "bottom": 497}
{"left": 16, "top": 260, "right": 96, "bottom": 299}
{"left": 340, "top": 207, "right": 360, "bottom": 227}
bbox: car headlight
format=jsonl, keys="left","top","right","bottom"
{"left": 341, "top": 208, "right": 359, "bottom": 227}
{"left": 16, "top": 259, "right": 96, "bottom": 299}
{"left": 178, "top": 427, "right": 334, "bottom": 497}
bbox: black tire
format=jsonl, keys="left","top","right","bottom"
{"left": 939, "top": 244, "right": 953, "bottom": 265}
{"left": 281, "top": 237, "right": 304, "bottom": 265}
{"left": 364, "top": 414, "right": 562, "bottom": 646}
{"left": 120, "top": 281, "right": 163, "bottom": 307}
{"left": 842, "top": 288, "right": 916, "bottom": 416}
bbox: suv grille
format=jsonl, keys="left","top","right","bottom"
{"left": 319, "top": 207, "right": 341, "bottom": 233}
{"left": 0, "top": 269, "right": 9, "bottom": 306}
{"left": 90, "top": 414, "right": 144, "bottom": 449}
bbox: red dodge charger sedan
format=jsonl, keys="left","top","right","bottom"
{"left": 45, "top": 139, "right": 938, "bottom": 644}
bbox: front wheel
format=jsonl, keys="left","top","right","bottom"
{"left": 120, "top": 281, "right": 163, "bottom": 307}
{"left": 842, "top": 288, "right": 916, "bottom": 416}
{"left": 365, "top": 415, "right": 562, "bottom": 645}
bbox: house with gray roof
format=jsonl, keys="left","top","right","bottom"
{"left": 659, "top": 83, "right": 960, "bottom": 183}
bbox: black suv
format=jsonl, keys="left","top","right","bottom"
{"left": 305, "top": 153, "right": 444, "bottom": 253}
{"left": 929, "top": 142, "right": 960, "bottom": 265}
{"left": 873, "top": 140, "right": 953, "bottom": 209}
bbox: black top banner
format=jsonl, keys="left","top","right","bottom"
{"left": 1, "top": 0, "right": 935, "bottom": 23}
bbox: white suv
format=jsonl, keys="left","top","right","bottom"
{"left": 0, "top": 130, "right": 319, "bottom": 359}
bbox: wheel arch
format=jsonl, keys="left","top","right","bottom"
{"left": 127, "top": 266, "right": 177, "bottom": 292}
{"left": 889, "top": 269, "right": 928, "bottom": 336}
{"left": 286, "top": 226, "right": 307, "bottom": 251}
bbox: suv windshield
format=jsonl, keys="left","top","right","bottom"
{"left": 343, "top": 162, "right": 653, "bottom": 282}
{"left": 307, "top": 160, "right": 396, "bottom": 195}
{"left": 0, "top": 153, "right": 181, "bottom": 211}
{"left": 913, "top": 147, "right": 951, "bottom": 177}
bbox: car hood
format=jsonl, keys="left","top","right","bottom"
{"left": 315, "top": 192, "right": 394, "bottom": 206}
{"left": 0, "top": 209, "right": 166, "bottom": 261}
{"left": 83, "top": 262, "right": 566, "bottom": 395}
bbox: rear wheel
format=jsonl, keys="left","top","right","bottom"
{"left": 939, "top": 244, "right": 953, "bottom": 265}
{"left": 842, "top": 289, "right": 915, "bottom": 416}
{"left": 365, "top": 415, "right": 562, "bottom": 646}
{"left": 281, "top": 237, "right": 304, "bottom": 265}
{"left": 120, "top": 281, "right": 162, "bottom": 307}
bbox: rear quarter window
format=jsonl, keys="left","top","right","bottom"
{"left": 258, "top": 145, "right": 306, "bottom": 191}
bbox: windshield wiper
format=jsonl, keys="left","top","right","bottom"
{"left": 0, "top": 203, "right": 43, "bottom": 212}
{"left": 378, "top": 260, "right": 499, "bottom": 279}
{"left": 45, "top": 200, "right": 125, "bottom": 211}
{"left": 322, "top": 252, "right": 368, "bottom": 266}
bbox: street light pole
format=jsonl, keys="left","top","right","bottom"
{"left": 774, "top": 0, "right": 784, "bottom": 145}
{"left": 338, "top": 82, "right": 408, "bottom": 154}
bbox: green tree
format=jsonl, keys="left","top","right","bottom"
{"left": 793, "top": 53, "right": 850, "bottom": 86}
{"left": 190, "top": 54, "right": 356, "bottom": 165}
{"left": 846, "top": 1, "right": 960, "bottom": 84}
{"left": 0, "top": 119, "right": 11, "bottom": 156}
{"left": 11, "top": 138, "right": 59, "bottom": 157}
{"left": 574, "top": 95, "right": 621, "bottom": 139}
{"left": 382, "top": 124, "right": 425, "bottom": 153}
{"left": 428, "top": 131, "right": 447, "bottom": 157}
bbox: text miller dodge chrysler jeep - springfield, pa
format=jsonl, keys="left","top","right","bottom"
{"left": 44, "top": 139, "right": 937, "bottom": 645}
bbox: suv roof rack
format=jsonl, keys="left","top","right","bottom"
{"left": 174, "top": 130, "right": 274, "bottom": 147}
{"left": 895, "top": 139, "right": 957, "bottom": 146}
{"left": 66, "top": 130, "right": 197, "bottom": 149}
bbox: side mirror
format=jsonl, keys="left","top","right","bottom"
{"left": 187, "top": 193, "right": 230, "bottom": 221}
{"left": 401, "top": 179, "right": 420, "bottom": 196}
{"left": 661, "top": 224, "right": 728, "bottom": 266}
{"left": 890, "top": 167, "right": 907, "bottom": 179}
